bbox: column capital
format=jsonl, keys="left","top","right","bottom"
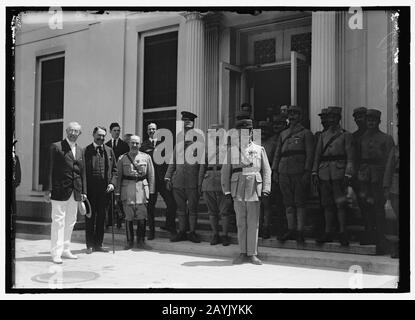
{"left": 181, "top": 11, "right": 205, "bottom": 22}
{"left": 203, "top": 12, "right": 223, "bottom": 31}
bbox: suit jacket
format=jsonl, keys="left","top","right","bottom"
{"left": 116, "top": 151, "right": 155, "bottom": 204}
{"left": 84, "top": 143, "right": 118, "bottom": 194}
{"left": 165, "top": 140, "right": 201, "bottom": 189}
{"left": 312, "top": 126, "right": 354, "bottom": 181}
{"left": 357, "top": 129, "right": 395, "bottom": 183}
{"left": 140, "top": 139, "right": 168, "bottom": 187}
{"left": 105, "top": 138, "right": 129, "bottom": 161}
{"left": 221, "top": 142, "right": 271, "bottom": 202}
{"left": 46, "top": 139, "right": 86, "bottom": 201}
{"left": 272, "top": 123, "right": 314, "bottom": 175}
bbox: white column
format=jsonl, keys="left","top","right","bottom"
{"left": 336, "top": 11, "right": 347, "bottom": 123}
{"left": 203, "top": 13, "right": 222, "bottom": 130}
{"left": 310, "top": 12, "right": 336, "bottom": 132}
{"left": 182, "top": 12, "right": 206, "bottom": 132}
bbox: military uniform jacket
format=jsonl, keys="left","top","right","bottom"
{"left": 221, "top": 142, "right": 271, "bottom": 202}
{"left": 272, "top": 123, "right": 314, "bottom": 175}
{"left": 357, "top": 129, "right": 394, "bottom": 183}
{"left": 116, "top": 151, "right": 155, "bottom": 204}
{"left": 383, "top": 145, "right": 399, "bottom": 195}
{"left": 140, "top": 139, "right": 168, "bottom": 187}
{"left": 262, "top": 135, "right": 278, "bottom": 166}
{"left": 165, "top": 140, "right": 200, "bottom": 189}
{"left": 199, "top": 145, "right": 223, "bottom": 192}
{"left": 312, "top": 126, "right": 354, "bottom": 181}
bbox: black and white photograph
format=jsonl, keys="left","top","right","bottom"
{"left": 4, "top": 2, "right": 411, "bottom": 298}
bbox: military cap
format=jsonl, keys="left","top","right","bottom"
{"left": 366, "top": 109, "right": 381, "bottom": 119}
{"left": 318, "top": 108, "right": 329, "bottom": 117}
{"left": 235, "top": 110, "right": 251, "bottom": 120}
{"left": 280, "top": 105, "right": 288, "bottom": 113}
{"left": 235, "top": 119, "right": 253, "bottom": 129}
{"left": 288, "top": 105, "right": 302, "bottom": 113}
{"left": 181, "top": 111, "right": 197, "bottom": 121}
{"left": 327, "top": 106, "right": 342, "bottom": 115}
{"left": 209, "top": 123, "right": 224, "bottom": 130}
{"left": 353, "top": 107, "right": 367, "bottom": 117}
{"left": 240, "top": 102, "right": 252, "bottom": 112}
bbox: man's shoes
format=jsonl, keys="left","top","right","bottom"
{"left": 137, "top": 241, "right": 153, "bottom": 250}
{"left": 338, "top": 232, "right": 350, "bottom": 246}
{"left": 85, "top": 247, "right": 93, "bottom": 254}
{"left": 210, "top": 234, "right": 221, "bottom": 245}
{"left": 232, "top": 253, "right": 247, "bottom": 265}
{"left": 124, "top": 243, "right": 134, "bottom": 250}
{"left": 278, "top": 230, "right": 296, "bottom": 242}
{"left": 316, "top": 232, "right": 333, "bottom": 244}
{"left": 52, "top": 256, "right": 63, "bottom": 264}
{"left": 94, "top": 247, "right": 109, "bottom": 253}
{"left": 296, "top": 231, "right": 305, "bottom": 244}
{"left": 170, "top": 231, "right": 187, "bottom": 242}
{"left": 147, "top": 231, "right": 155, "bottom": 241}
{"left": 221, "top": 235, "right": 231, "bottom": 246}
{"left": 187, "top": 231, "right": 201, "bottom": 243}
{"left": 62, "top": 251, "right": 78, "bottom": 259}
{"left": 248, "top": 255, "right": 262, "bottom": 265}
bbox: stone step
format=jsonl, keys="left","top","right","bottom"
{"left": 64, "top": 231, "right": 398, "bottom": 275}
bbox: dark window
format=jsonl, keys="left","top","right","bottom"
{"left": 143, "top": 31, "right": 178, "bottom": 109}
{"left": 40, "top": 57, "right": 64, "bottom": 120}
{"left": 38, "top": 56, "right": 64, "bottom": 190}
{"left": 39, "top": 122, "right": 63, "bottom": 190}
{"left": 254, "top": 38, "right": 276, "bottom": 65}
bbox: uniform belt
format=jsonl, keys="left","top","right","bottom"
{"left": 232, "top": 168, "right": 242, "bottom": 174}
{"left": 360, "top": 158, "right": 383, "bottom": 165}
{"left": 206, "top": 166, "right": 222, "bottom": 171}
{"left": 320, "top": 155, "right": 347, "bottom": 161}
{"left": 122, "top": 175, "right": 146, "bottom": 181}
{"left": 280, "top": 150, "right": 305, "bottom": 158}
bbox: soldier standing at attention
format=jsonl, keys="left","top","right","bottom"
{"left": 199, "top": 124, "right": 232, "bottom": 246}
{"left": 357, "top": 109, "right": 394, "bottom": 254}
{"left": 115, "top": 135, "right": 155, "bottom": 250}
{"left": 314, "top": 108, "right": 330, "bottom": 145}
{"left": 221, "top": 118, "right": 271, "bottom": 265}
{"left": 165, "top": 111, "right": 202, "bottom": 243}
{"left": 272, "top": 105, "right": 314, "bottom": 244}
{"left": 258, "top": 121, "right": 278, "bottom": 239}
{"left": 352, "top": 107, "right": 368, "bottom": 143}
{"left": 312, "top": 106, "right": 354, "bottom": 246}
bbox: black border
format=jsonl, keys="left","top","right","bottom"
{"left": 5, "top": 6, "right": 410, "bottom": 294}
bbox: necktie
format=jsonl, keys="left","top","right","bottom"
{"left": 113, "top": 140, "right": 117, "bottom": 149}
{"left": 97, "top": 146, "right": 103, "bottom": 156}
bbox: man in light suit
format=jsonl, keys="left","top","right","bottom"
{"left": 221, "top": 119, "right": 272, "bottom": 265}
{"left": 84, "top": 126, "right": 118, "bottom": 254}
{"left": 44, "top": 122, "right": 87, "bottom": 264}
{"left": 312, "top": 106, "right": 354, "bottom": 246}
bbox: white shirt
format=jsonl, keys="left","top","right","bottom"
{"left": 149, "top": 138, "right": 157, "bottom": 147}
{"left": 66, "top": 138, "right": 76, "bottom": 158}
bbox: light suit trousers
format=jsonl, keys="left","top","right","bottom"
{"left": 50, "top": 192, "right": 78, "bottom": 258}
{"left": 234, "top": 200, "right": 260, "bottom": 256}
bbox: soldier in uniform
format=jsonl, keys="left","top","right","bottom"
{"left": 198, "top": 124, "right": 232, "bottom": 246}
{"left": 115, "top": 135, "right": 155, "bottom": 250}
{"left": 356, "top": 109, "right": 394, "bottom": 253}
{"left": 352, "top": 107, "right": 368, "bottom": 142}
{"left": 383, "top": 144, "right": 399, "bottom": 258}
{"left": 165, "top": 111, "right": 202, "bottom": 243}
{"left": 258, "top": 121, "right": 278, "bottom": 239}
{"left": 314, "top": 108, "right": 329, "bottom": 145}
{"left": 221, "top": 118, "right": 271, "bottom": 265}
{"left": 272, "top": 105, "right": 314, "bottom": 244}
{"left": 312, "top": 106, "right": 354, "bottom": 246}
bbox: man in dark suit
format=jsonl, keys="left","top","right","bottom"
{"left": 105, "top": 122, "right": 129, "bottom": 228}
{"left": 84, "top": 126, "right": 118, "bottom": 253}
{"left": 140, "top": 122, "right": 176, "bottom": 239}
{"left": 105, "top": 122, "right": 130, "bottom": 160}
{"left": 44, "top": 122, "right": 87, "bottom": 264}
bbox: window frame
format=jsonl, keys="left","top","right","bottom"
{"left": 33, "top": 53, "right": 65, "bottom": 191}
{"left": 137, "top": 26, "right": 179, "bottom": 138}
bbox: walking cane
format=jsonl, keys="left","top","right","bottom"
{"left": 111, "top": 191, "right": 115, "bottom": 254}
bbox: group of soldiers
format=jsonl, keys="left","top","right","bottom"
{"left": 115, "top": 102, "right": 399, "bottom": 264}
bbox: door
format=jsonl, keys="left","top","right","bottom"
{"left": 291, "top": 50, "right": 310, "bottom": 128}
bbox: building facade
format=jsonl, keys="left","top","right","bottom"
{"left": 14, "top": 9, "right": 399, "bottom": 219}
